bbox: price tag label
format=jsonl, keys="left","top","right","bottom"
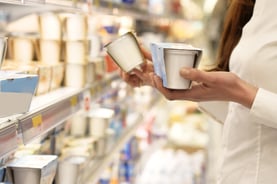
{"left": 32, "top": 114, "right": 42, "bottom": 127}
{"left": 70, "top": 96, "right": 78, "bottom": 107}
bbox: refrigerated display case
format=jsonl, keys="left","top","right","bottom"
{"left": 0, "top": 0, "right": 221, "bottom": 183}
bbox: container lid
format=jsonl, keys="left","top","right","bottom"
{"left": 151, "top": 42, "right": 202, "bottom": 52}
{"left": 64, "top": 156, "right": 87, "bottom": 165}
{"left": 7, "top": 155, "right": 57, "bottom": 169}
{"left": 88, "top": 107, "right": 114, "bottom": 119}
{"left": 104, "top": 31, "right": 136, "bottom": 49}
{"left": 164, "top": 49, "right": 199, "bottom": 55}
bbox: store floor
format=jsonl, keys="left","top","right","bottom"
{"left": 134, "top": 146, "right": 206, "bottom": 184}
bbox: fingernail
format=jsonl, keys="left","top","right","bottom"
{"left": 180, "top": 68, "right": 190, "bottom": 76}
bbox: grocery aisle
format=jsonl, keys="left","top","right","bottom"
{"left": 0, "top": 0, "right": 223, "bottom": 184}
{"left": 92, "top": 99, "right": 214, "bottom": 184}
{"left": 135, "top": 148, "right": 205, "bottom": 184}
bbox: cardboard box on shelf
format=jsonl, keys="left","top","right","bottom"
{"left": 6, "top": 155, "right": 58, "bottom": 184}
{"left": 0, "top": 71, "right": 38, "bottom": 117}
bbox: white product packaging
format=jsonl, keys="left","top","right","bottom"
{"left": 105, "top": 32, "right": 145, "bottom": 73}
{"left": 87, "top": 107, "right": 114, "bottom": 137}
{"left": 0, "top": 71, "right": 38, "bottom": 117}
{"left": 6, "top": 155, "right": 58, "bottom": 184}
{"left": 56, "top": 156, "right": 87, "bottom": 184}
{"left": 150, "top": 43, "right": 202, "bottom": 89}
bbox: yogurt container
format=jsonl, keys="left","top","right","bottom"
{"left": 105, "top": 32, "right": 145, "bottom": 73}
{"left": 150, "top": 43, "right": 202, "bottom": 89}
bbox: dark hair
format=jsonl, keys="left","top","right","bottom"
{"left": 214, "top": 0, "right": 255, "bottom": 71}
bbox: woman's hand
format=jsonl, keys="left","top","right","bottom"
{"left": 152, "top": 67, "right": 258, "bottom": 108}
{"left": 119, "top": 46, "right": 157, "bottom": 87}
{"left": 116, "top": 45, "right": 258, "bottom": 108}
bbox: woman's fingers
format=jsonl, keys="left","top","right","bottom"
{"left": 119, "top": 70, "right": 140, "bottom": 87}
{"left": 180, "top": 68, "right": 218, "bottom": 84}
{"left": 152, "top": 76, "right": 183, "bottom": 100}
{"left": 132, "top": 68, "right": 145, "bottom": 80}
{"left": 119, "top": 70, "right": 127, "bottom": 82}
{"left": 140, "top": 46, "right": 152, "bottom": 61}
{"left": 152, "top": 74, "right": 211, "bottom": 101}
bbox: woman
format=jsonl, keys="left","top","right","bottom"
{"left": 119, "top": 0, "right": 277, "bottom": 183}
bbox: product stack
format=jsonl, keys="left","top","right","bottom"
{"left": 63, "top": 13, "right": 92, "bottom": 88}
{"left": 38, "top": 12, "right": 65, "bottom": 92}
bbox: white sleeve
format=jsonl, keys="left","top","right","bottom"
{"left": 198, "top": 101, "right": 229, "bottom": 124}
{"left": 250, "top": 88, "right": 277, "bottom": 128}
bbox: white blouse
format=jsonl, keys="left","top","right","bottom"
{"left": 212, "top": 0, "right": 277, "bottom": 183}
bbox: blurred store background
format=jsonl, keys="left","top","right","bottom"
{"left": 0, "top": 0, "right": 228, "bottom": 184}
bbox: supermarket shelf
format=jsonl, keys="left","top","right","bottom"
{"left": 0, "top": 0, "right": 81, "bottom": 23}
{"left": 0, "top": 87, "right": 84, "bottom": 159}
{"left": 78, "top": 94, "right": 162, "bottom": 184}
{"left": 91, "top": 0, "right": 185, "bottom": 21}
{"left": 78, "top": 112, "right": 143, "bottom": 184}
{"left": 0, "top": 0, "right": 21, "bottom": 4}
{"left": 45, "top": 0, "right": 79, "bottom": 8}
{"left": 0, "top": 0, "right": 33, "bottom": 5}
{"left": 18, "top": 87, "right": 84, "bottom": 144}
{"left": 0, "top": 0, "right": 79, "bottom": 8}
{"left": 18, "top": 72, "right": 119, "bottom": 144}
{"left": 0, "top": 120, "right": 17, "bottom": 159}
{"left": 91, "top": 0, "right": 151, "bottom": 21}
{"left": 0, "top": 0, "right": 186, "bottom": 22}
{"left": 0, "top": 72, "right": 120, "bottom": 158}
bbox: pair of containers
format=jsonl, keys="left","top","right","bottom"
{"left": 70, "top": 107, "right": 115, "bottom": 138}
{"left": 105, "top": 32, "right": 203, "bottom": 89}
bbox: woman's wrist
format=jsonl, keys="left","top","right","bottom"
{"left": 235, "top": 80, "right": 258, "bottom": 108}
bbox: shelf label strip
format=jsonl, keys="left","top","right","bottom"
{"left": 70, "top": 96, "right": 78, "bottom": 107}
{"left": 32, "top": 114, "right": 42, "bottom": 127}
